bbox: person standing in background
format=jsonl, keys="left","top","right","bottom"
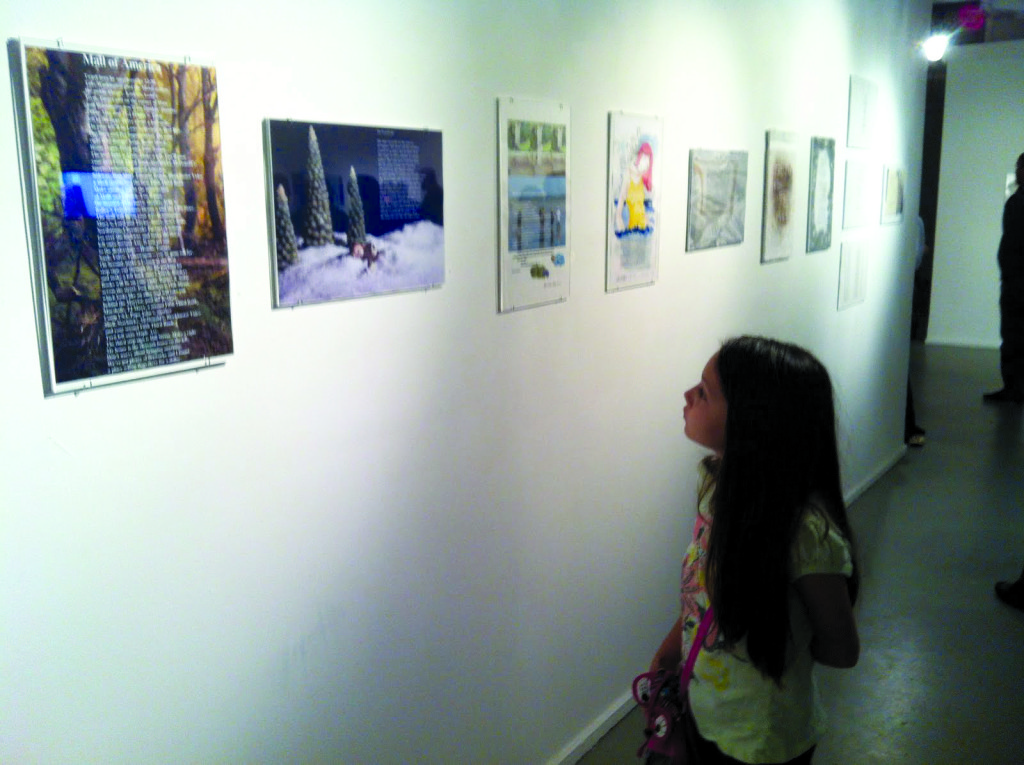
{"left": 906, "top": 216, "right": 928, "bottom": 446}
{"left": 984, "top": 152, "right": 1024, "bottom": 404}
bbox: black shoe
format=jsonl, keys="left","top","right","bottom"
{"left": 995, "top": 580, "right": 1024, "bottom": 612}
{"left": 982, "top": 389, "right": 1024, "bottom": 404}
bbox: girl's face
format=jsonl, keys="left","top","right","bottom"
{"left": 683, "top": 353, "right": 728, "bottom": 455}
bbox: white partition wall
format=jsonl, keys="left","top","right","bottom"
{"left": 929, "top": 40, "right": 1024, "bottom": 348}
{"left": 1, "top": 2, "right": 928, "bottom": 762}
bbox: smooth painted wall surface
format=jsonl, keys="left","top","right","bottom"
{"left": 929, "top": 40, "right": 1024, "bottom": 348}
{"left": 1, "top": 2, "right": 927, "bottom": 762}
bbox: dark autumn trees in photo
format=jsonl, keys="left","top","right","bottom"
{"left": 27, "top": 47, "right": 232, "bottom": 381}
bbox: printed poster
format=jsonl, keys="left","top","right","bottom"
{"left": 838, "top": 240, "right": 868, "bottom": 310}
{"left": 11, "top": 39, "right": 233, "bottom": 395}
{"left": 498, "top": 97, "right": 570, "bottom": 312}
{"left": 880, "top": 166, "right": 905, "bottom": 225}
{"left": 606, "top": 112, "right": 662, "bottom": 291}
{"left": 806, "top": 137, "right": 835, "bottom": 252}
{"left": 686, "top": 149, "right": 748, "bottom": 252}
{"left": 842, "top": 159, "right": 879, "bottom": 230}
{"left": 264, "top": 119, "right": 443, "bottom": 307}
{"left": 846, "top": 75, "right": 877, "bottom": 149}
{"left": 761, "top": 130, "right": 801, "bottom": 264}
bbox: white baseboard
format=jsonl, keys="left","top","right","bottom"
{"left": 843, "top": 445, "right": 906, "bottom": 507}
{"left": 548, "top": 688, "right": 635, "bottom": 765}
{"left": 924, "top": 336, "right": 999, "bottom": 350}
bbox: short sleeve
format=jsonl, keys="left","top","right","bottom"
{"left": 789, "top": 508, "right": 853, "bottom": 580}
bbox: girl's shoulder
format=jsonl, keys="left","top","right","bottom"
{"left": 696, "top": 457, "right": 718, "bottom": 513}
{"left": 800, "top": 499, "right": 834, "bottom": 534}
{"left": 789, "top": 501, "right": 853, "bottom": 579}
{"left": 697, "top": 456, "right": 718, "bottom": 484}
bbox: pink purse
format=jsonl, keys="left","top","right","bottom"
{"left": 633, "top": 607, "right": 715, "bottom": 762}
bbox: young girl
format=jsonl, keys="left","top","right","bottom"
{"left": 649, "top": 336, "right": 860, "bottom": 764}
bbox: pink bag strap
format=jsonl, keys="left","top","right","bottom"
{"left": 679, "top": 606, "right": 715, "bottom": 687}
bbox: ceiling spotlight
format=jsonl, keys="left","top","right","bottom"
{"left": 923, "top": 33, "right": 951, "bottom": 61}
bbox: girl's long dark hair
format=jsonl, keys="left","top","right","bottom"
{"left": 703, "top": 336, "right": 859, "bottom": 682}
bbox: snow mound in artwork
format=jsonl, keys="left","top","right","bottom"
{"left": 278, "top": 220, "right": 445, "bottom": 307}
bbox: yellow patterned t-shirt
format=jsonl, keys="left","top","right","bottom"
{"left": 680, "top": 481, "right": 853, "bottom": 764}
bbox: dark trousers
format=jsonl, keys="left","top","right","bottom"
{"left": 1000, "top": 281, "right": 1024, "bottom": 393}
{"left": 904, "top": 381, "right": 920, "bottom": 440}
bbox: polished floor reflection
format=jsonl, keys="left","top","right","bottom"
{"left": 579, "top": 344, "right": 1024, "bottom": 765}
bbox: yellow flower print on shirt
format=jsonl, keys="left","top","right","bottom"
{"left": 686, "top": 544, "right": 700, "bottom": 567}
{"left": 698, "top": 654, "right": 731, "bottom": 691}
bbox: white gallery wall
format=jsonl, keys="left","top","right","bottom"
{"left": 929, "top": 40, "right": 1024, "bottom": 348}
{"left": 1, "top": 1, "right": 928, "bottom": 762}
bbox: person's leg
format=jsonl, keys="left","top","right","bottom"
{"left": 1002, "top": 285, "right": 1024, "bottom": 395}
{"left": 986, "top": 284, "right": 1024, "bottom": 402}
{"left": 905, "top": 380, "right": 925, "bottom": 445}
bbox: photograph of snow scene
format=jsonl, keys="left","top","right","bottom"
{"left": 264, "top": 119, "right": 444, "bottom": 307}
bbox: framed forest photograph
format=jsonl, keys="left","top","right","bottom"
{"left": 263, "top": 119, "right": 444, "bottom": 308}
{"left": 10, "top": 39, "right": 233, "bottom": 395}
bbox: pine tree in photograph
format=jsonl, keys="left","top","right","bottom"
{"left": 345, "top": 165, "right": 367, "bottom": 248}
{"left": 302, "top": 126, "right": 333, "bottom": 246}
{"left": 274, "top": 184, "right": 298, "bottom": 267}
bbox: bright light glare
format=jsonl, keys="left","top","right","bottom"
{"left": 923, "top": 34, "right": 950, "bottom": 61}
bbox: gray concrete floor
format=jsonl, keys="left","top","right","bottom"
{"left": 579, "top": 344, "right": 1024, "bottom": 765}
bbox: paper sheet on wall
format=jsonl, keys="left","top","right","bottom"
{"left": 686, "top": 149, "right": 748, "bottom": 251}
{"left": 880, "top": 166, "right": 905, "bottom": 224}
{"left": 606, "top": 112, "right": 661, "bottom": 291}
{"left": 838, "top": 240, "right": 868, "bottom": 310}
{"left": 842, "top": 159, "right": 879, "bottom": 230}
{"left": 806, "top": 137, "right": 835, "bottom": 253}
{"left": 761, "top": 130, "right": 802, "bottom": 264}
{"left": 498, "top": 97, "right": 570, "bottom": 312}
